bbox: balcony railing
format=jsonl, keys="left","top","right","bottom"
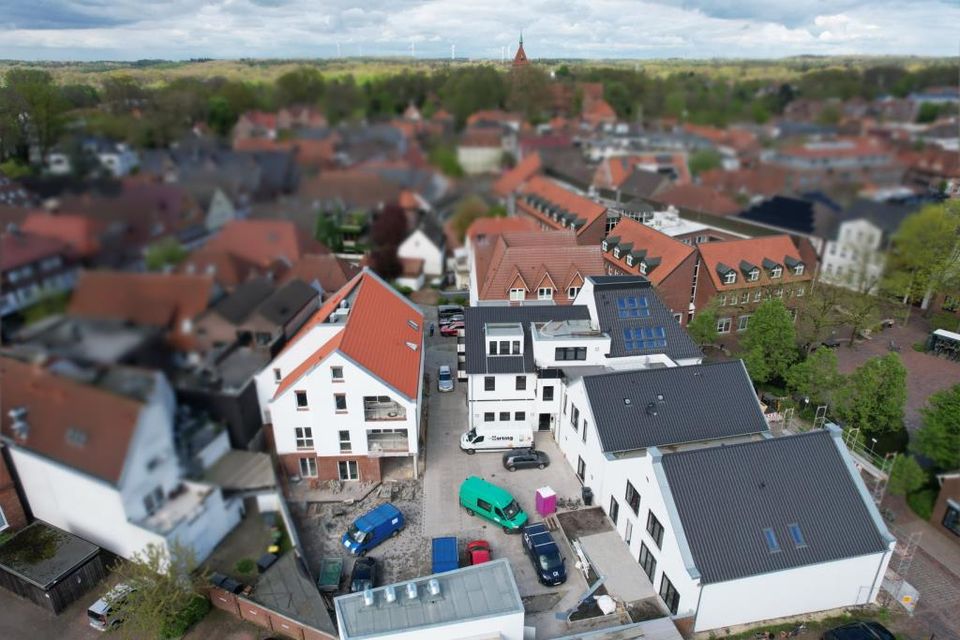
{"left": 367, "top": 431, "right": 410, "bottom": 454}
{"left": 363, "top": 399, "right": 407, "bottom": 422}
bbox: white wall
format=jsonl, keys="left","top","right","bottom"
{"left": 457, "top": 147, "right": 502, "bottom": 175}
{"left": 820, "top": 219, "right": 886, "bottom": 293}
{"left": 398, "top": 230, "right": 443, "bottom": 276}
{"left": 167, "top": 488, "right": 243, "bottom": 564}
{"left": 342, "top": 610, "right": 525, "bottom": 640}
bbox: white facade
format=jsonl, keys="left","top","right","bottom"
{"left": 457, "top": 146, "right": 502, "bottom": 175}
{"left": 47, "top": 144, "right": 140, "bottom": 178}
{"left": 397, "top": 229, "right": 444, "bottom": 277}
{"left": 820, "top": 218, "right": 886, "bottom": 293}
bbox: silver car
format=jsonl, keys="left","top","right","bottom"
{"left": 437, "top": 365, "right": 454, "bottom": 392}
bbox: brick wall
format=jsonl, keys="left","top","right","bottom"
{"left": 208, "top": 586, "right": 335, "bottom": 640}
{"left": 279, "top": 453, "right": 382, "bottom": 483}
{"left": 930, "top": 476, "right": 960, "bottom": 542}
{"left": 0, "top": 453, "right": 27, "bottom": 531}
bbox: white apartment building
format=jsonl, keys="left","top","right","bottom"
{"left": 819, "top": 216, "right": 890, "bottom": 294}
{"left": 1, "top": 353, "right": 241, "bottom": 562}
{"left": 255, "top": 269, "right": 424, "bottom": 484}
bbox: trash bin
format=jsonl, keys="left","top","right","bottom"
{"left": 581, "top": 486, "right": 594, "bottom": 506}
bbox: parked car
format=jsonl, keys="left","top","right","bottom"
{"left": 342, "top": 503, "right": 405, "bottom": 556}
{"left": 438, "top": 305, "right": 463, "bottom": 322}
{"left": 821, "top": 622, "right": 895, "bottom": 640}
{"left": 349, "top": 557, "right": 378, "bottom": 592}
{"left": 503, "top": 448, "right": 550, "bottom": 471}
{"left": 431, "top": 536, "right": 459, "bottom": 573}
{"left": 460, "top": 427, "right": 534, "bottom": 453}
{"left": 88, "top": 583, "right": 134, "bottom": 631}
{"left": 438, "top": 365, "right": 454, "bottom": 392}
{"left": 440, "top": 321, "right": 463, "bottom": 336}
{"left": 440, "top": 313, "right": 464, "bottom": 326}
{"left": 466, "top": 540, "right": 491, "bottom": 565}
{"left": 459, "top": 475, "right": 528, "bottom": 532}
{"left": 521, "top": 522, "right": 567, "bottom": 586}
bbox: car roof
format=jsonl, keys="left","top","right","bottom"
{"left": 461, "top": 476, "right": 515, "bottom": 505}
{"left": 439, "top": 365, "right": 451, "bottom": 372}
{"left": 355, "top": 503, "right": 400, "bottom": 528}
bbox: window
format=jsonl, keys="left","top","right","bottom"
{"left": 334, "top": 393, "right": 347, "bottom": 411}
{"left": 724, "top": 271, "right": 736, "bottom": 285}
{"left": 717, "top": 294, "right": 726, "bottom": 306}
{"left": 338, "top": 460, "right": 359, "bottom": 481}
{"left": 794, "top": 264, "right": 805, "bottom": 276}
{"left": 673, "top": 313, "right": 682, "bottom": 323}
{"left": 581, "top": 420, "right": 588, "bottom": 443}
{"left": 625, "top": 520, "right": 633, "bottom": 545}
{"left": 625, "top": 481, "right": 640, "bottom": 515}
{"left": 609, "top": 497, "right": 620, "bottom": 525}
{"left": 639, "top": 542, "right": 657, "bottom": 582}
{"left": 331, "top": 366, "right": 344, "bottom": 381}
{"left": 717, "top": 317, "right": 732, "bottom": 334}
{"left": 617, "top": 295, "right": 650, "bottom": 318}
{"left": 0, "top": 505, "right": 6, "bottom": 532}
{"left": 299, "top": 457, "right": 317, "bottom": 478}
{"left": 295, "top": 427, "right": 314, "bottom": 449}
{"left": 775, "top": 287, "right": 783, "bottom": 298}
{"left": 499, "top": 412, "right": 510, "bottom": 421}
{"left": 646, "top": 511, "right": 664, "bottom": 548}
{"left": 740, "top": 292, "right": 750, "bottom": 304}
{"left": 555, "top": 347, "right": 587, "bottom": 361}
{"left": 543, "top": 386, "right": 554, "bottom": 401}
{"left": 339, "top": 430, "right": 352, "bottom": 453}
{"left": 489, "top": 341, "right": 498, "bottom": 355}
{"left": 754, "top": 289, "right": 762, "bottom": 302}
{"left": 295, "top": 390, "right": 308, "bottom": 408}
{"left": 659, "top": 574, "right": 680, "bottom": 615}
{"left": 484, "top": 412, "right": 495, "bottom": 422}
{"left": 638, "top": 262, "right": 647, "bottom": 275}
{"left": 796, "top": 286, "right": 805, "bottom": 297}
{"left": 500, "top": 340, "right": 510, "bottom": 354}
{"left": 567, "top": 286, "right": 580, "bottom": 299}
{"left": 512, "top": 340, "right": 520, "bottom": 354}
{"left": 748, "top": 269, "right": 760, "bottom": 282}
{"left": 626, "top": 255, "right": 634, "bottom": 266}
{"left": 509, "top": 288, "right": 525, "bottom": 301}
{"left": 788, "top": 523, "right": 807, "bottom": 548}
{"left": 771, "top": 266, "right": 782, "bottom": 279}
{"left": 737, "top": 315, "right": 750, "bottom": 332}
{"left": 943, "top": 503, "right": 960, "bottom": 537}
{"left": 484, "top": 376, "right": 495, "bottom": 391}
{"left": 516, "top": 376, "right": 527, "bottom": 391}
{"left": 623, "top": 326, "right": 667, "bottom": 351}
{"left": 142, "top": 486, "right": 164, "bottom": 515}
{"left": 576, "top": 456, "right": 586, "bottom": 481}
{"left": 571, "top": 405, "right": 580, "bottom": 429}
{"left": 273, "top": 368, "right": 282, "bottom": 383}
{"left": 514, "top": 411, "right": 525, "bottom": 421}
{"left": 538, "top": 287, "right": 554, "bottom": 300}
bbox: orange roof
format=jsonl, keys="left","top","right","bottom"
{"left": 68, "top": 271, "right": 214, "bottom": 351}
{"left": 21, "top": 212, "right": 102, "bottom": 258}
{"left": 594, "top": 153, "right": 691, "bottom": 188}
{"left": 683, "top": 124, "right": 759, "bottom": 154}
{"left": 697, "top": 236, "right": 812, "bottom": 291}
{"left": 493, "top": 153, "right": 542, "bottom": 198}
{"left": 1, "top": 231, "right": 68, "bottom": 271}
{"left": 517, "top": 176, "right": 607, "bottom": 236}
{"left": 276, "top": 270, "right": 423, "bottom": 400}
{"left": 581, "top": 98, "right": 617, "bottom": 126}
{"left": 1, "top": 355, "right": 143, "bottom": 485}
{"left": 465, "top": 216, "right": 539, "bottom": 245}
{"left": 779, "top": 136, "right": 891, "bottom": 160}
{"left": 699, "top": 166, "right": 788, "bottom": 199}
{"left": 603, "top": 218, "right": 695, "bottom": 285}
{"left": 655, "top": 184, "right": 741, "bottom": 216}
{"left": 466, "top": 110, "right": 522, "bottom": 128}
{"left": 460, "top": 128, "right": 503, "bottom": 148}
{"left": 475, "top": 231, "right": 605, "bottom": 302}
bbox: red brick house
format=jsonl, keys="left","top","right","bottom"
{"left": 516, "top": 176, "right": 609, "bottom": 245}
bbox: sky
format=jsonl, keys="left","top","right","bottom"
{"left": 0, "top": 0, "right": 958, "bottom": 61}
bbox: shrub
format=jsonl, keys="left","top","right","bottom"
{"left": 161, "top": 595, "right": 211, "bottom": 639}
{"left": 234, "top": 558, "right": 255, "bottom": 575}
{"left": 906, "top": 489, "right": 937, "bottom": 521}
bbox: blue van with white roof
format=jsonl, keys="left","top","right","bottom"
{"left": 342, "top": 503, "right": 404, "bottom": 556}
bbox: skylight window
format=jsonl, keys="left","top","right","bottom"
{"left": 763, "top": 528, "right": 781, "bottom": 554}
{"left": 66, "top": 427, "right": 88, "bottom": 447}
{"left": 623, "top": 326, "right": 667, "bottom": 351}
{"left": 407, "top": 319, "right": 419, "bottom": 331}
{"left": 617, "top": 296, "right": 651, "bottom": 318}
{"left": 788, "top": 523, "right": 807, "bottom": 549}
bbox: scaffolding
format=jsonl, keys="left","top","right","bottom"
{"left": 813, "top": 404, "right": 828, "bottom": 429}
{"left": 842, "top": 427, "right": 897, "bottom": 505}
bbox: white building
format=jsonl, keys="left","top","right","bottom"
{"left": 334, "top": 558, "right": 524, "bottom": 640}
{"left": 0, "top": 354, "right": 241, "bottom": 562}
{"left": 462, "top": 276, "right": 702, "bottom": 427}
{"left": 255, "top": 269, "right": 424, "bottom": 483}
{"left": 397, "top": 218, "right": 445, "bottom": 280}
{"left": 47, "top": 140, "right": 140, "bottom": 178}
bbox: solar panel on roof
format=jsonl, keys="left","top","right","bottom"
{"left": 623, "top": 326, "right": 667, "bottom": 351}
{"left": 616, "top": 296, "right": 650, "bottom": 318}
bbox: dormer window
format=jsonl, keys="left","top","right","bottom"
{"left": 748, "top": 269, "right": 760, "bottom": 282}
{"left": 601, "top": 241, "right": 608, "bottom": 251}
{"left": 724, "top": 272, "right": 736, "bottom": 285}
{"left": 613, "top": 248, "right": 621, "bottom": 259}
{"left": 509, "top": 288, "right": 525, "bottom": 301}
{"left": 771, "top": 266, "right": 782, "bottom": 279}
{"left": 538, "top": 287, "right": 553, "bottom": 300}
{"left": 639, "top": 262, "right": 647, "bottom": 275}
{"left": 794, "top": 264, "right": 805, "bottom": 276}
{"left": 625, "top": 255, "right": 633, "bottom": 266}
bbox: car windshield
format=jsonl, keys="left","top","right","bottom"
{"left": 503, "top": 500, "right": 520, "bottom": 519}
{"left": 539, "top": 552, "right": 563, "bottom": 571}
{"left": 439, "top": 370, "right": 451, "bottom": 381}
{"left": 348, "top": 525, "right": 367, "bottom": 543}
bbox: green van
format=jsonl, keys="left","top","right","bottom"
{"left": 459, "top": 476, "right": 529, "bottom": 532}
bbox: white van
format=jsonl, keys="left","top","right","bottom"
{"left": 87, "top": 583, "right": 134, "bottom": 631}
{"left": 460, "top": 427, "right": 533, "bottom": 453}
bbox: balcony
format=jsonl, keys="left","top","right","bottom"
{"left": 363, "top": 396, "right": 407, "bottom": 422}
{"left": 367, "top": 430, "right": 410, "bottom": 455}
{"left": 137, "top": 481, "right": 212, "bottom": 536}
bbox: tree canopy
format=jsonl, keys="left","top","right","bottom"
{"left": 913, "top": 383, "right": 960, "bottom": 471}
{"left": 835, "top": 353, "right": 907, "bottom": 437}
{"left": 885, "top": 201, "right": 960, "bottom": 312}
{"left": 785, "top": 346, "right": 842, "bottom": 408}
{"left": 738, "top": 299, "right": 798, "bottom": 385}
{"left": 686, "top": 305, "right": 718, "bottom": 347}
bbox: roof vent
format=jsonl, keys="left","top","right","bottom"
{"left": 623, "top": 398, "right": 632, "bottom": 406}
{"left": 405, "top": 341, "right": 418, "bottom": 351}
{"left": 645, "top": 401, "right": 658, "bottom": 416}
{"left": 405, "top": 582, "right": 418, "bottom": 600}
{"left": 427, "top": 578, "right": 441, "bottom": 596}
{"left": 362, "top": 587, "right": 375, "bottom": 607}
{"left": 384, "top": 585, "right": 397, "bottom": 603}
{"left": 8, "top": 406, "right": 29, "bottom": 440}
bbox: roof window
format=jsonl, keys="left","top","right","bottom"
{"left": 788, "top": 523, "right": 807, "bottom": 549}
{"left": 762, "top": 528, "right": 781, "bottom": 554}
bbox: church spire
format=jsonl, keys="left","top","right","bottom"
{"left": 513, "top": 33, "right": 529, "bottom": 67}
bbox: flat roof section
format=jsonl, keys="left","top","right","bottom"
{"left": 0, "top": 521, "right": 99, "bottom": 590}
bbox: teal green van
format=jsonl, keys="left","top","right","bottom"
{"left": 459, "top": 476, "right": 528, "bottom": 532}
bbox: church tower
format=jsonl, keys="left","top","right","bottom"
{"left": 512, "top": 33, "right": 529, "bottom": 67}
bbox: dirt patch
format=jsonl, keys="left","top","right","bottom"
{"left": 557, "top": 506, "right": 613, "bottom": 539}
{"left": 628, "top": 597, "right": 666, "bottom": 622}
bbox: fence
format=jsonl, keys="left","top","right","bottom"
{"left": 208, "top": 585, "right": 336, "bottom": 640}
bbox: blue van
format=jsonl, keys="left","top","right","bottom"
{"left": 342, "top": 503, "right": 405, "bottom": 556}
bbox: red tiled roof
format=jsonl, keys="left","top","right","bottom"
{"left": 683, "top": 124, "right": 759, "bottom": 154}
{"left": 655, "top": 184, "right": 741, "bottom": 216}
{"left": 279, "top": 254, "right": 360, "bottom": 298}
{"left": 21, "top": 212, "right": 102, "bottom": 258}
{"left": 518, "top": 176, "right": 607, "bottom": 236}
{"left": 276, "top": 270, "right": 423, "bottom": 400}
{"left": 1, "top": 355, "right": 143, "bottom": 484}
{"left": 1, "top": 232, "right": 68, "bottom": 271}
{"left": 603, "top": 218, "right": 695, "bottom": 285}
{"left": 699, "top": 166, "right": 788, "bottom": 199}
{"left": 68, "top": 271, "right": 214, "bottom": 351}
{"left": 582, "top": 98, "right": 617, "bottom": 126}
{"left": 465, "top": 216, "right": 539, "bottom": 244}
{"left": 239, "top": 110, "right": 277, "bottom": 131}
{"left": 475, "top": 231, "right": 605, "bottom": 302}
{"left": 466, "top": 110, "right": 522, "bottom": 128}
{"left": 697, "top": 235, "right": 812, "bottom": 291}
{"left": 232, "top": 137, "right": 295, "bottom": 153}
{"left": 300, "top": 169, "right": 402, "bottom": 209}
{"left": 779, "top": 136, "right": 891, "bottom": 159}
{"left": 493, "top": 153, "right": 543, "bottom": 198}
{"left": 460, "top": 128, "right": 503, "bottom": 148}
{"left": 594, "top": 154, "right": 691, "bottom": 189}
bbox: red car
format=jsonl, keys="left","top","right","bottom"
{"left": 440, "top": 321, "right": 463, "bottom": 336}
{"left": 466, "top": 540, "right": 491, "bottom": 565}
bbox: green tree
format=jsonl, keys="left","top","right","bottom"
{"left": 915, "top": 102, "right": 943, "bottom": 124}
{"left": 440, "top": 66, "right": 506, "bottom": 129}
{"left": 739, "top": 299, "right": 798, "bottom": 385}
{"left": 207, "top": 96, "right": 236, "bottom": 137}
{"left": 887, "top": 455, "right": 927, "bottom": 497}
{"left": 314, "top": 211, "right": 343, "bottom": 252}
{"left": 686, "top": 306, "right": 719, "bottom": 347}
{"left": 507, "top": 65, "right": 552, "bottom": 124}
{"left": 107, "top": 542, "right": 210, "bottom": 640}
{"left": 449, "top": 195, "right": 503, "bottom": 243}
{"left": 835, "top": 354, "right": 907, "bottom": 437}
{"left": 688, "top": 149, "right": 722, "bottom": 177}
{"left": 795, "top": 284, "right": 845, "bottom": 354}
{"left": 276, "top": 66, "right": 325, "bottom": 106}
{"left": 144, "top": 238, "right": 188, "bottom": 271}
{"left": 913, "top": 384, "right": 960, "bottom": 471}
{"left": 838, "top": 288, "right": 881, "bottom": 346}
{"left": 427, "top": 144, "right": 464, "bottom": 178}
{"left": 4, "top": 69, "right": 68, "bottom": 158}
{"left": 785, "top": 346, "right": 842, "bottom": 407}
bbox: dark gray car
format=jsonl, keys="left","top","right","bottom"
{"left": 350, "top": 557, "right": 378, "bottom": 592}
{"left": 502, "top": 448, "right": 550, "bottom": 471}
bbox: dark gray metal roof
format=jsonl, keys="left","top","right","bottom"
{"left": 590, "top": 276, "right": 701, "bottom": 361}
{"left": 464, "top": 305, "right": 590, "bottom": 374}
{"left": 660, "top": 429, "right": 889, "bottom": 584}
{"left": 213, "top": 278, "right": 275, "bottom": 324}
{"left": 257, "top": 279, "right": 317, "bottom": 326}
{"left": 583, "top": 360, "right": 768, "bottom": 453}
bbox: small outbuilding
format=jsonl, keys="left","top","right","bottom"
{"left": 0, "top": 521, "right": 107, "bottom": 613}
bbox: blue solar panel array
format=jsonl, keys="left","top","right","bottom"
{"left": 623, "top": 326, "right": 667, "bottom": 351}
{"left": 617, "top": 296, "right": 650, "bottom": 318}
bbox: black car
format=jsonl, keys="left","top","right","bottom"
{"left": 349, "top": 557, "right": 378, "bottom": 592}
{"left": 502, "top": 448, "right": 550, "bottom": 471}
{"left": 821, "top": 621, "right": 895, "bottom": 640}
